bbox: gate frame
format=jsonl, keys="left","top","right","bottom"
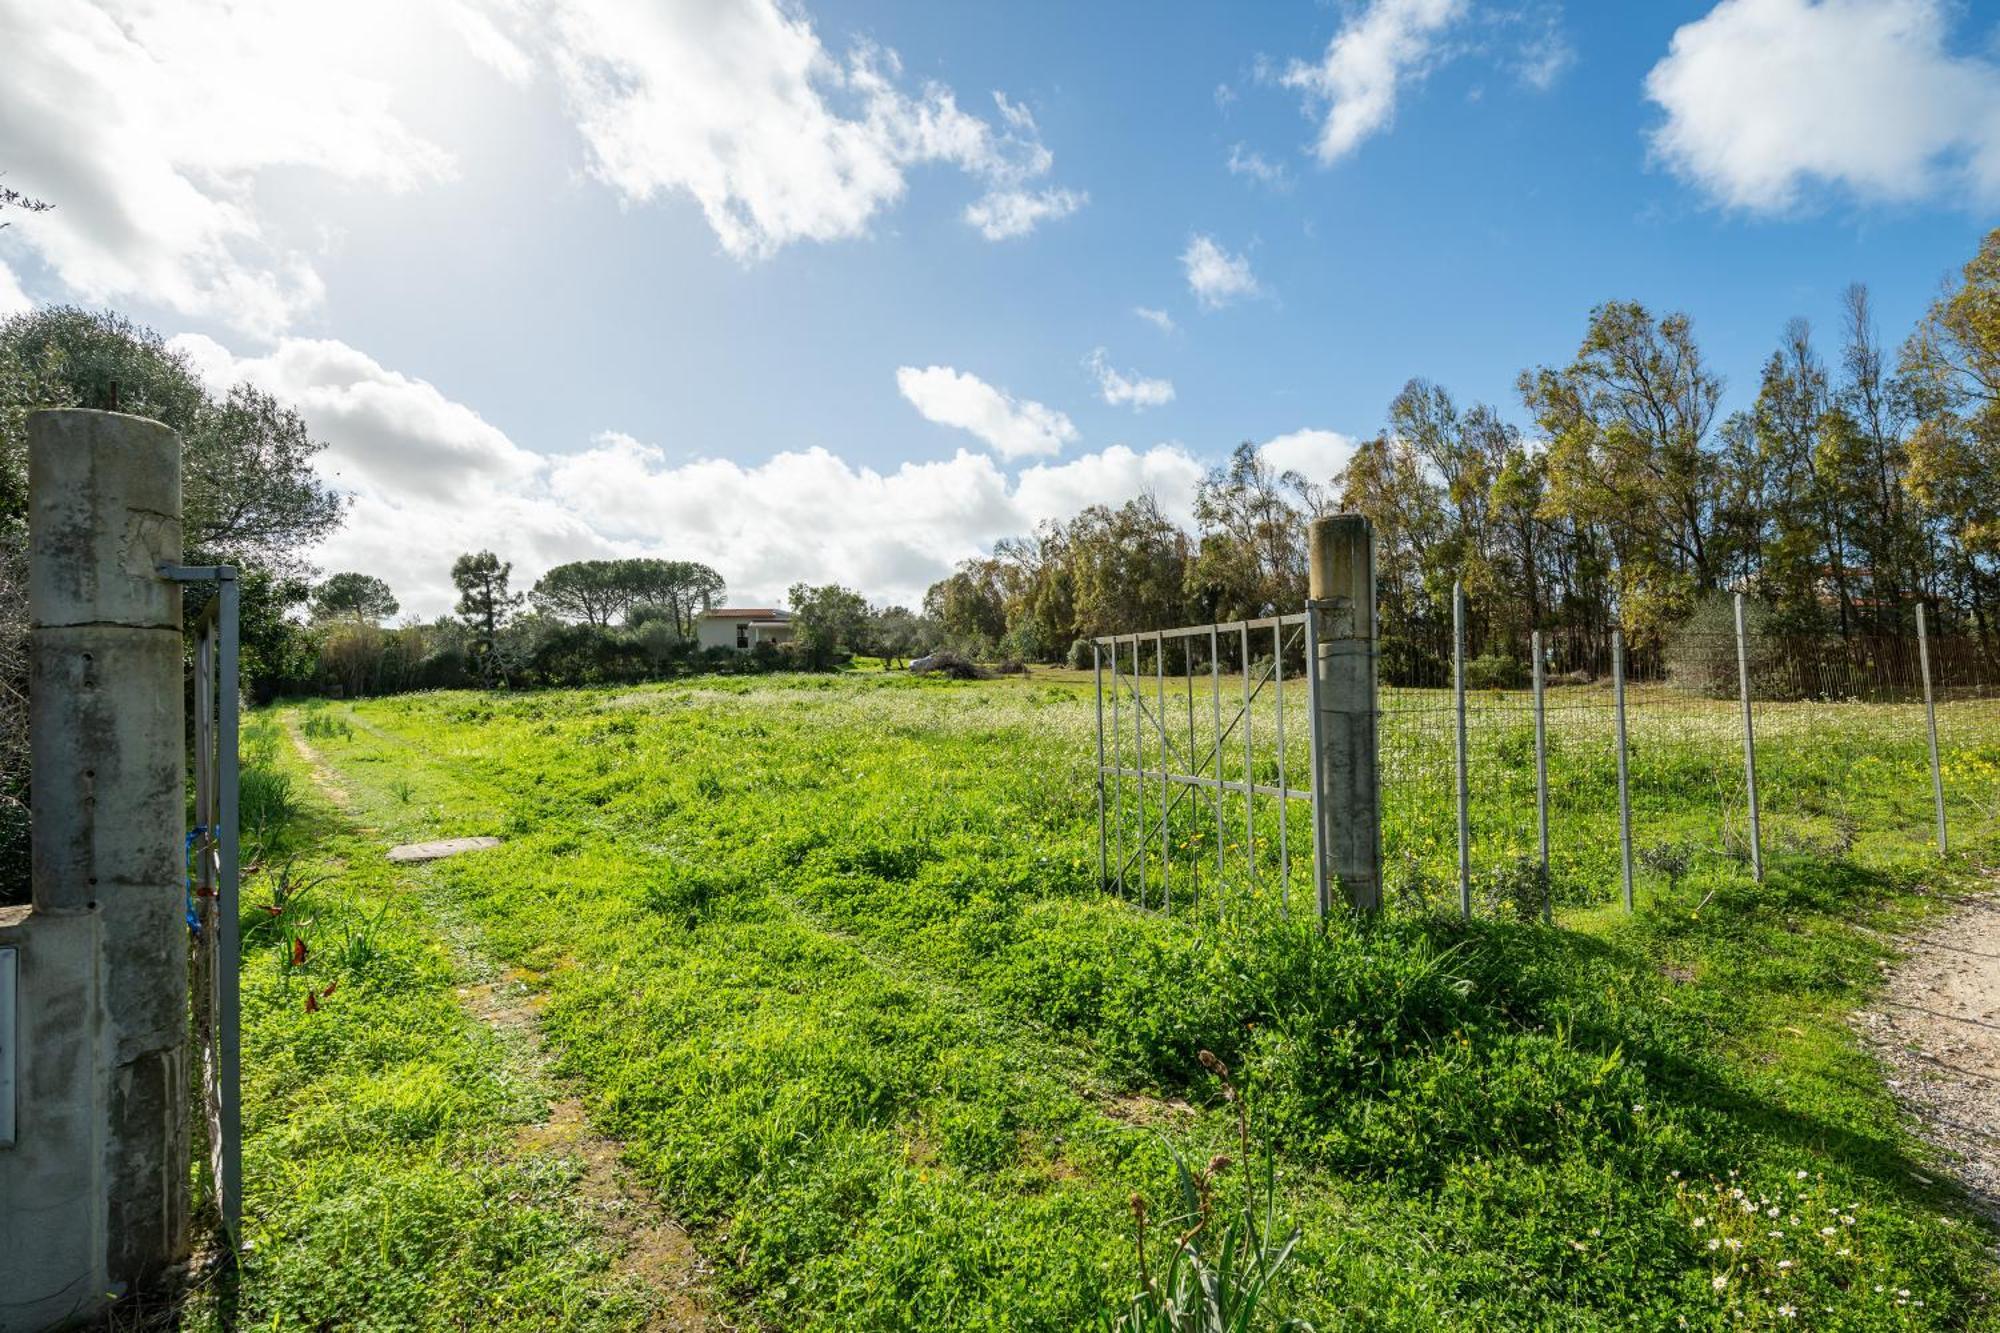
{"left": 1092, "top": 613, "right": 1318, "bottom": 918}
{"left": 1089, "top": 514, "right": 1381, "bottom": 919}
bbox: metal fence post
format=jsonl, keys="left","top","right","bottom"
{"left": 1453, "top": 580, "right": 1471, "bottom": 918}
{"left": 1211, "top": 625, "right": 1224, "bottom": 911}
{"left": 1093, "top": 642, "right": 1107, "bottom": 888}
{"left": 1304, "top": 597, "right": 1332, "bottom": 915}
{"left": 1308, "top": 515, "right": 1381, "bottom": 914}
{"left": 1111, "top": 638, "right": 1125, "bottom": 899}
{"left": 1734, "top": 593, "right": 1764, "bottom": 882}
{"left": 215, "top": 570, "right": 242, "bottom": 1245}
{"left": 1273, "top": 620, "right": 1289, "bottom": 916}
{"left": 1918, "top": 604, "right": 1948, "bottom": 856}
{"left": 1532, "top": 629, "right": 1550, "bottom": 922}
{"left": 1613, "top": 628, "right": 1635, "bottom": 912}
{"left": 1241, "top": 622, "right": 1254, "bottom": 894}
{"left": 1156, "top": 633, "right": 1169, "bottom": 912}
{"left": 1132, "top": 637, "right": 1145, "bottom": 907}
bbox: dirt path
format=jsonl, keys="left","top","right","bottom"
{"left": 283, "top": 716, "right": 722, "bottom": 1331}
{"left": 1855, "top": 887, "right": 2000, "bottom": 1220}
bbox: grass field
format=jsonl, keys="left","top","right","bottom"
{"left": 188, "top": 669, "right": 2000, "bottom": 1329}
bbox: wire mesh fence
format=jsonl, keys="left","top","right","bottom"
{"left": 1389, "top": 586, "right": 2000, "bottom": 920}
{"left": 1095, "top": 579, "right": 2000, "bottom": 924}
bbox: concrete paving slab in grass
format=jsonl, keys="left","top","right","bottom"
{"left": 387, "top": 837, "right": 503, "bottom": 864}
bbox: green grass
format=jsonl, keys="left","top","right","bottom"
{"left": 213, "top": 672, "right": 2000, "bottom": 1329}
{"left": 176, "top": 716, "right": 654, "bottom": 1331}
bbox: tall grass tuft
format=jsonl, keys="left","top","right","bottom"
{"left": 1101, "top": 1051, "right": 1313, "bottom": 1332}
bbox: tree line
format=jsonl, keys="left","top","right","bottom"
{"left": 923, "top": 227, "right": 2000, "bottom": 681}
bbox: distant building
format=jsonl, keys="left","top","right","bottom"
{"left": 695, "top": 606, "right": 795, "bottom": 652}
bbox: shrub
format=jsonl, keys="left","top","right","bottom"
{"left": 913, "top": 650, "right": 988, "bottom": 680}
{"left": 1465, "top": 652, "right": 1525, "bottom": 690}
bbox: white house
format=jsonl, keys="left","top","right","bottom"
{"left": 695, "top": 607, "right": 795, "bottom": 652}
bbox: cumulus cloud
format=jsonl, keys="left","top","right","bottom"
{"left": 1259, "top": 427, "right": 1359, "bottom": 483}
{"left": 1134, "top": 306, "right": 1178, "bottom": 334}
{"left": 546, "top": 0, "right": 1084, "bottom": 258}
{"left": 1283, "top": 0, "right": 1468, "bottom": 165}
{"left": 170, "top": 333, "right": 542, "bottom": 501}
{"left": 174, "top": 331, "right": 1212, "bottom": 614}
{"left": 0, "top": 0, "right": 463, "bottom": 337}
{"left": 1182, "top": 234, "right": 1261, "bottom": 310}
{"left": 1087, "top": 348, "right": 1175, "bottom": 410}
{"left": 1645, "top": 0, "right": 2000, "bottom": 212}
{"left": 896, "top": 365, "right": 1079, "bottom": 460}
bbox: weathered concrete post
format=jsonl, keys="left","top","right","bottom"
{"left": 0, "top": 410, "right": 188, "bottom": 1329}
{"left": 1308, "top": 514, "right": 1381, "bottom": 914}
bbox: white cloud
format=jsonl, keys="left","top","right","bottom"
{"left": 1087, "top": 348, "right": 1175, "bottom": 410}
{"left": 1182, "top": 234, "right": 1261, "bottom": 309}
{"left": 545, "top": 0, "right": 1083, "bottom": 259}
{"left": 1013, "top": 443, "right": 1206, "bottom": 533}
{"left": 1645, "top": 0, "right": 2000, "bottom": 212}
{"left": 0, "top": 0, "right": 463, "bottom": 337}
{"left": 161, "top": 332, "right": 1318, "bottom": 616}
{"left": 1226, "top": 144, "right": 1293, "bottom": 190}
{"left": 1134, "top": 306, "right": 1178, "bottom": 335}
{"left": 964, "top": 186, "right": 1088, "bottom": 240}
{"left": 0, "top": 261, "right": 31, "bottom": 318}
{"left": 896, "top": 365, "right": 1078, "bottom": 460}
{"left": 1259, "top": 428, "right": 1359, "bottom": 482}
{"left": 170, "top": 334, "right": 542, "bottom": 501}
{"left": 1282, "top": 0, "right": 1468, "bottom": 165}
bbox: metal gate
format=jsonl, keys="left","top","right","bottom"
{"left": 162, "top": 562, "right": 242, "bottom": 1244}
{"left": 1091, "top": 611, "right": 1325, "bottom": 920}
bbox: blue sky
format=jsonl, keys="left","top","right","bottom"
{"left": 3, "top": 0, "right": 1996, "bottom": 615}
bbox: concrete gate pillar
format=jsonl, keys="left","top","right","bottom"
{"left": 1308, "top": 513, "right": 1382, "bottom": 914}
{"left": 0, "top": 410, "right": 188, "bottom": 1329}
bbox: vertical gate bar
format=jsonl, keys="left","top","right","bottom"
{"left": 1185, "top": 639, "right": 1195, "bottom": 787}
{"left": 1112, "top": 640, "right": 1125, "bottom": 899}
{"left": 1305, "top": 603, "right": 1331, "bottom": 916}
{"left": 194, "top": 623, "right": 219, "bottom": 1216}
{"left": 1156, "top": 633, "right": 1169, "bottom": 912}
{"left": 1241, "top": 623, "right": 1254, "bottom": 894}
{"left": 1919, "top": 604, "right": 1948, "bottom": 856}
{"left": 1454, "top": 581, "right": 1471, "bottom": 919}
{"left": 1734, "top": 593, "right": 1764, "bottom": 882}
{"left": 1211, "top": 626, "right": 1224, "bottom": 909}
{"left": 1274, "top": 621, "right": 1288, "bottom": 916}
{"left": 1093, "top": 643, "right": 1107, "bottom": 889}
{"left": 1532, "top": 629, "right": 1550, "bottom": 922}
{"left": 1613, "top": 628, "right": 1635, "bottom": 913}
{"left": 217, "top": 571, "right": 242, "bottom": 1246}
{"left": 1133, "top": 638, "right": 1145, "bottom": 907}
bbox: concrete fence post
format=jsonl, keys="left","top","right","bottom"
{"left": 1307, "top": 515, "right": 1381, "bottom": 914}
{"left": 1, "top": 410, "right": 188, "bottom": 1330}
{"left": 1734, "top": 593, "right": 1764, "bottom": 882}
